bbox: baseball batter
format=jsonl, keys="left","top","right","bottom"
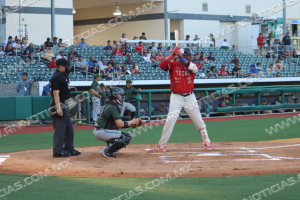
{"left": 157, "top": 47, "right": 212, "bottom": 152}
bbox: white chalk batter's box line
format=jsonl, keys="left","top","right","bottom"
{"left": 146, "top": 144, "right": 300, "bottom": 163}
{"left": 0, "top": 155, "right": 10, "bottom": 165}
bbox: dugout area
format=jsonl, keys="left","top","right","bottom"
{"left": 0, "top": 114, "right": 300, "bottom": 200}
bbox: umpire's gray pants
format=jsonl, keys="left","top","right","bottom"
{"left": 93, "top": 128, "right": 122, "bottom": 142}
{"left": 51, "top": 104, "right": 74, "bottom": 154}
{"left": 120, "top": 102, "right": 136, "bottom": 117}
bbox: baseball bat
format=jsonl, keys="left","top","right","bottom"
{"left": 175, "top": 30, "right": 178, "bottom": 47}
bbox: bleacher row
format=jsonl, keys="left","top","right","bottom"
{"left": 0, "top": 45, "right": 299, "bottom": 84}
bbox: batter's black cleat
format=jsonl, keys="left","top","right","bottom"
{"left": 100, "top": 147, "right": 116, "bottom": 158}
{"left": 53, "top": 152, "right": 71, "bottom": 158}
{"left": 70, "top": 149, "right": 81, "bottom": 156}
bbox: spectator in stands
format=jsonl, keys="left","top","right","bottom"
{"left": 248, "top": 64, "right": 258, "bottom": 76}
{"left": 86, "top": 56, "right": 94, "bottom": 67}
{"left": 281, "top": 50, "right": 289, "bottom": 60}
{"left": 26, "top": 52, "right": 35, "bottom": 63}
{"left": 207, "top": 52, "right": 217, "bottom": 62}
{"left": 282, "top": 32, "right": 292, "bottom": 56}
{"left": 56, "top": 51, "right": 67, "bottom": 60}
{"left": 123, "top": 54, "right": 133, "bottom": 65}
{"left": 220, "top": 39, "right": 230, "bottom": 49}
{"left": 131, "top": 36, "right": 138, "bottom": 46}
{"left": 276, "top": 72, "right": 282, "bottom": 77}
{"left": 5, "top": 44, "right": 15, "bottom": 56}
{"left": 157, "top": 43, "right": 163, "bottom": 51}
{"left": 104, "top": 63, "right": 114, "bottom": 80}
{"left": 185, "top": 35, "right": 190, "bottom": 41}
{"left": 49, "top": 57, "right": 57, "bottom": 69}
{"left": 150, "top": 42, "right": 157, "bottom": 51}
{"left": 3, "top": 36, "right": 13, "bottom": 50}
{"left": 218, "top": 65, "right": 229, "bottom": 76}
{"left": 112, "top": 40, "right": 118, "bottom": 50}
{"left": 67, "top": 53, "right": 75, "bottom": 67}
{"left": 107, "top": 56, "right": 115, "bottom": 67}
{"left": 21, "top": 40, "right": 28, "bottom": 49}
{"left": 266, "top": 52, "right": 271, "bottom": 58}
{"left": 257, "top": 67, "right": 263, "bottom": 76}
{"left": 267, "top": 64, "right": 275, "bottom": 74}
{"left": 42, "top": 81, "right": 51, "bottom": 96}
{"left": 274, "top": 60, "right": 284, "bottom": 70}
{"left": 266, "top": 33, "right": 273, "bottom": 49}
{"left": 222, "top": 94, "right": 233, "bottom": 107}
{"left": 78, "top": 38, "right": 87, "bottom": 49}
{"left": 273, "top": 96, "right": 284, "bottom": 113}
{"left": 209, "top": 66, "right": 218, "bottom": 76}
{"left": 123, "top": 43, "right": 131, "bottom": 56}
{"left": 167, "top": 46, "right": 172, "bottom": 52}
{"left": 232, "top": 63, "right": 242, "bottom": 77}
{"left": 24, "top": 43, "right": 34, "bottom": 55}
{"left": 36, "top": 48, "right": 41, "bottom": 54}
{"left": 231, "top": 45, "right": 236, "bottom": 52}
{"left": 97, "top": 57, "right": 105, "bottom": 68}
{"left": 139, "top": 32, "right": 147, "bottom": 40}
{"left": 146, "top": 48, "right": 152, "bottom": 57}
{"left": 231, "top": 54, "right": 239, "bottom": 64}
{"left": 12, "top": 38, "right": 23, "bottom": 55}
{"left": 90, "top": 61, "right": 101, "bottom": 74}
{"left": 120, "top": 33, "right": 127, "bottom": 46}
{"left": 131, "top": 63, "right": 140, "bottom": 74}
{"left": 256, "top": 63, "right": 261, "bottom": 68}
{"left": 52, "top": 37, "right": 59, "bottom": 47}
{"left": 121, "top": 65, "right": 129, "bottom": 75}
{"left": 16, "top": 72, "right": 34, "bottom": 96}
{"left": 292, "top": 51, "right": 299, "bottom": 58}
{"left": 156, "top": 51, "right": 164, "bottom": 61}
{"left": 257, "top": 33, "right": 265, "bottom": 54}
{"left": 219, "top": 101, "right": 230, "bottom": 116}
{"left": 271, "top": 39, "right": 282, "bottom": 53}
{"left": 143, "top": 52, "right": 151, "bottom": 62}
{"left": 70, "top": 48, "right": 79, "bottom": 58}
{"left": 44, "top": 37, "right": 53, "bottom": 48}
{"left": 76, "top": 56, "right": 88, "bottom": 75}
{"left": 297, "top": 72, "right": 300, "bottom": 77}
{"left": 113, "top": 44, "right": 123, "bottom": 56}
{"left": 40, "top": 45, "right": 46, "bottom": 53}
{"left": 198, "top": 55, "right": 205, "bottom": 65}
{"left": 105, "top": 40, "right": 112, "bottom": 50}
{"left": 44, "top": 48, "right": 54, "bottom": 61}
{"left": 153, "top": 103, "right": 166, "bottom": 120}
{"left": 192, "top": 54, "right": 199, "bottom": 62}
{"left": 113, "top": 62, "right": 122, "bottom": 77}
{"left": 193, "top": 34, "right": 200, "bottom": 47}
{"left": 134, "top": 41, "right": 145, "bottom": 55}
{"left": 210, "top": 34, "right": 215, "bottom": 47}
{"left": 0, "top": 46, "right": 5, "bottom": 56}
{"left": 150, "top": 52, "right": 157, "bottom": 62}
{"left": 58, "top": 38, "right": 67, "bottom": 47}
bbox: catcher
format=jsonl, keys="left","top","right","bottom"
{"left": 93, "top": 87, "right": 142, "bottom": 158}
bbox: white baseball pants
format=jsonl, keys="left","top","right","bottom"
{"left": 158, "top": 93, "right": 210, "bottom": 147}
{"left": 92, "top": 97, "right": 101, "bottom": 122}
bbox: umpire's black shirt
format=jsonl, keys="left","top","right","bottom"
{"left": 50, "top": 69, "right": 70, "bottom": 102}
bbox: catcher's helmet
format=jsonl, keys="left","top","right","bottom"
{"left": 106, "top": 87, "right": 124, "bottom": 105}
{"left": 180, "top": 48, "right": 192, "bottom": 56}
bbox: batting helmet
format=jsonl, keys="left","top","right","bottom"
{"left": 180, "top": 48, "right": 192, "bottom": 56}
{"left": 106, "top": 87, "right": 124, "bottom": 105}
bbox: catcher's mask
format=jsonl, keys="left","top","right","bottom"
{"left": 107, "top": 87, "right": 124, "bottom": 105}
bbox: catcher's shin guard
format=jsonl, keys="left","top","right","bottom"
{"left": 121, "top": 131, "right": 132, "bottom": 145}
{"left": 106, "top": 139, "right": 127, "bottom": 154}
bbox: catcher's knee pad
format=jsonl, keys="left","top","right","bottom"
{"left": 107, "top": 138, "right": 126, "bottom": 153}
{"left": 121, "top": 131, "right": 132, "bottom": 145}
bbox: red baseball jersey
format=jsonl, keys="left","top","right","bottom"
{"left": 218, "top": 69, "right": 229, "bottom": 76}
{"left": 160, "top": 59, "right": 195, "bottom": 94}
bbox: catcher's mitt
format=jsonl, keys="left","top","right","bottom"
{"left": 131, "top": 118, "right": 143, "bottom": 129}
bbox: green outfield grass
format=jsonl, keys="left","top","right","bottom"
{"left": 0, "top": 117, "right": 299, "bottom": 154}
{"left": 0, "top": 173, "right": 300, "bottom": 200}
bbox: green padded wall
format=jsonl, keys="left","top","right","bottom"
{"left": 16, "top": 97, "right": 32, "bottom": 120}
{"left": 32, "top": 96, "right": 53, "bottom": 120}
{"left": 0, "top": 97, "right": 16, "bottom": 121}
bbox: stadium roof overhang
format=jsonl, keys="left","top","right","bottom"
{"left": 73, "top": 0, "right": 163, "bottom": 9}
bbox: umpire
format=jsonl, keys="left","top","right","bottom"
{"left": 49, "top": 58, "right": 81, "bottom": 157}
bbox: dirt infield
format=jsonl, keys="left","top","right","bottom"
{"left": 1, "top": 142, "right": 300, "bottom": 178}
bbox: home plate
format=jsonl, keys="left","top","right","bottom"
{"left": 0, "top": 155, "right": 10, "bottom": 165}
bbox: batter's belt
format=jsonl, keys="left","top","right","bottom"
{"left": 172, "top": 92, "right": 193, "bottom": 97}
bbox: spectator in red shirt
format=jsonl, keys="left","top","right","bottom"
{"left": 48, "top": 57, "right": 57, "bottom": 69}
{"left": 194, "top": 59, "right": 203, "bottom": 70}
{"left": 218, "top": 65, "right": 229, "bottom": 76}
{"left": 257, "top": 33, "right": 265, "bottom": 55}
{"left": 113, "top": 44, "right": 123, "bottom": 56}
{"left": 134, "top": 41, "right": 145, "bottom": 55}
{"left": 156, "top": 51, "right": 164, "bottom": 61}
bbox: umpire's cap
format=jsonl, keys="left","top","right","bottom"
{"left": 56, "top": 58, "right": 68, "bottom": 67}
{"left": 107, "top": 87, "right": 124, "bottom": 105}
{"left": 181, "top": 48, "right": 192, "bottom": 56}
